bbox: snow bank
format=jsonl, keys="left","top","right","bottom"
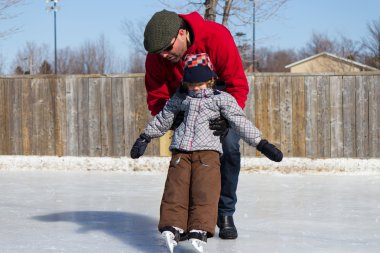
{"left": 0, "top": 156, "right": 379, "bottom": 174}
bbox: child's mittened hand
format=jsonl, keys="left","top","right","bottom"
{"left": 256, "top": 139, "right": 283, "bottom": 162}
{"left": 130, "top": 133, "right": 151, "bottom": 159}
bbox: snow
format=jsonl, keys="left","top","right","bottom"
{"left": 0, "top": 155, "right": 379, "bottom": 174}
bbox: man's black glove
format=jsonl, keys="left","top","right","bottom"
{"left": 209, "top": 116, "right": 229, "bottom": 138}
{"left": 130, "top": 133, "right": 151, "bottom": 159}
{"left": 256, "top": 139, "right": 283, "bottom": 162}
{"left": 170, "top": 111, "right": 185, "bottom": 130}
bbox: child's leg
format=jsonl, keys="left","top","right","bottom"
{"left": 188, "top": 150, "right": 221, "bottom": 236}
{"left": 158, "top": 151, "right": 192, "bottom": 232}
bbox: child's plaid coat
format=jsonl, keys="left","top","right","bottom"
{"left": 143, "top": 88, "right": 262, "bottom": 154}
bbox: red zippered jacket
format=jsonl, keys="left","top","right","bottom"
{"left": 145, "top": 11, "right": 249, "bottom": 116}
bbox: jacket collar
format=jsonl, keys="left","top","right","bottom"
{"left": 187, "top": 88, "right": 214, "bottom": 98}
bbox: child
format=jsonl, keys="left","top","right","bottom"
{"left": 130, "top": 53, "right": 282, "bottom": 253}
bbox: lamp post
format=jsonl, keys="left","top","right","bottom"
{"left": 252, "top": 0, "right": 256, "bottom": 72}
{"left": 46, "top": 0, "right": 60, "bottom": 74}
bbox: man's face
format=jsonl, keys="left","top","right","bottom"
{"left": 159, "top": 29, "right": 186, "bottom": 63}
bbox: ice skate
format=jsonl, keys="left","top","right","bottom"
{"left": 161, "top": 226, "right": 181, "bottom": 253}
{"left": 188, "top": 230, "right": 207, "bottom": 253}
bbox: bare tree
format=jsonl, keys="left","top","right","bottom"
{"left": 14, "top": 65, "right": 23, "bottom": 74}
{"left": 298, "top": 31, "right": 371, "bottom": 67}
{"left": 0, "top": 0, "right": 24, "bottom": 39}
{"left": 57, "top": 46, "right": 78, "bottom": 74}
{"left": 298, "top": 31, "right": 336, "bottom": 58}
{"left": 234, "top": 32, "right": 252, "bottom": 70}
{"left": 256, "top": 47, "right": 296, "bottom": 72}
{"left": 39, "top": 60, "right": 53, "bottom": 74}
{"left": 120, "top": 20, "right": 147, "bottom": 73}
{"left": 11, "top": 41, "right": 51, "bottom": 74}
{"left": 56, "top": 35, "right": 116, "bottom": 74}
{"left": 362, "top": 17, "right": 380, "bottom": 69}
{"left": 335, "top": 35, "right": 361, "bottom": 61}
{"left": 204, "top": 0, "right": 217, "bottom": 22}
{"left": 159, "top": 0, "right": 288, "bottom": 27}
{"left": 127, "top": 54, "right": 145, "bottom": 73}
{"left": 121, "top": 20, "right": 147, "bottom": 55}
{"left": 78, "top": 34, "right": 114, "bottom": 74}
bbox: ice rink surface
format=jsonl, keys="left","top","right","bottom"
{"left": 0, "top": 170, "right": 379, "bottom": 253}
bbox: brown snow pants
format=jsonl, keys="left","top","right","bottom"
{"left": 158, "top": 150, "right": 221, "bottom": 236}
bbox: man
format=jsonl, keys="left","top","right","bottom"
{"left": 143, "top": 9, "right": 249, "bottom": 240}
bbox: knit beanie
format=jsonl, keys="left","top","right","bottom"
{"left": 144, "top": 10, "right": 182, "bottom": 53}
{"left": 183, "top": 53, "right": 218, "bottom": 83}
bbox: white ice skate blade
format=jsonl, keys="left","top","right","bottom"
{"left": 189, "top": 238, "right": 205, "bottom": 253}
{"left": 162, "top": 231, "right": 177, "bottom": 253}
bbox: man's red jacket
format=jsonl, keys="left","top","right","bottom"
{"left": 145, "top": 12, "right": 249, "bottom": 116}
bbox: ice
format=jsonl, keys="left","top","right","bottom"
{"left": 0, "top": 169, "right": 379, "bottom": 253}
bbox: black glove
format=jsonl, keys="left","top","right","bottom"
{"left": 214, "top": 79, "right": 226, "bottom": 91}
{"left": 256, "top": 139, "right": 283, "bottom": 162}
{"left": 130, "top": 133, "right": 151, "bottom": 159}
{"left": 209, "top": 116, "right": 229, "bottom": 137}
{"left": 170, "top": 111, "right": 185, "bottom": 130}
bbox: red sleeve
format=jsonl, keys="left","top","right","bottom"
{"left": 145, "top": 54, "right": 183, "bottom": 116}
{"left": 208, "top": 24, "right": 249, "bottom": 109}
{"left": 145, "top": 54, "right": 171, "bottom": 116}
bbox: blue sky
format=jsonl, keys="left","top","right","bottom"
{"left": 0, "top": 0, "right": 379, "bottom": 72}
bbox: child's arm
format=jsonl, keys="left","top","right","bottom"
{"left": 130, "top": 92, "right": 184, "bottom": 159}
{"left": 218, "top": 93, "right": 262, "bottom": 146}
{"left": 218, "top": 92, "right": 283, "bottom": 162}
{"left": 144, "top": 92, "right": 184, "bottom": 138}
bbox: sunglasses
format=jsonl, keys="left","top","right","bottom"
{"left": 162, "top": 33, "right": 179, "bottom": 52}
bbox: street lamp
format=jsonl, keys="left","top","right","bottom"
{"left": 46, "top": 0, "right": 60, "bottom": 74}
{"left": 252, "top": 0, "right": 256, "bottom": 72}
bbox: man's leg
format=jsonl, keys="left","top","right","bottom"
{"left": 218, "top": 129, "right": 241, "bottom": 239}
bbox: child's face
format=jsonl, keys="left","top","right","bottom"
{"left": 187, "top": 82, "right": 208, "bottom": 91}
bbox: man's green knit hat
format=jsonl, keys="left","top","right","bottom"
{"left": 144, "top": 10, "right": 182, "bottom": 53}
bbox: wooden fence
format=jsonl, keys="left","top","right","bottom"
{"left": 0, "top": 72, "right": 379, "bottom": 158}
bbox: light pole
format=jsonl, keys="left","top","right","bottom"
{"left": 252, "top": 0, "right": 256, "bottom": 72}
{"left": 46, "top": 0, "right": 60, "bottom": 74}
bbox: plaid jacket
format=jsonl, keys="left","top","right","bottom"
{"left": 143, "top": 88, "right": 262, "bottom": 154}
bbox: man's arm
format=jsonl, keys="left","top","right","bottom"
{"left": 208, "top": 23, "right": 249, "bottom": 109}
{"left": 145, "top": 53, "right": 171, "bottom": 116}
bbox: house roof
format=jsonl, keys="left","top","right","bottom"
{"left": 285, "top": 52, "right": 379, "bottom": 71}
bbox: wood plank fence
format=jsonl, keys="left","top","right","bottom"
{"left": 0, "top": 72, "right": 379, "bottom": 158}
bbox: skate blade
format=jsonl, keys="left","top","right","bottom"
{"left": 162, "top": 231, "right": 177, "bottom": 253}
{"left": 189, "top": 238, "right": 205, "bottom": 253}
